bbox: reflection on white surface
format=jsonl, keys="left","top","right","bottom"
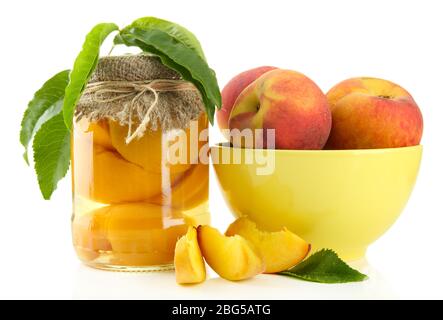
{"left": 72, "top": 258, "right": 397, "bottom": 300}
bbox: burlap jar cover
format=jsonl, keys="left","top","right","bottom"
{"left": 75, "top": 54, "right": 205, "bottom": 143}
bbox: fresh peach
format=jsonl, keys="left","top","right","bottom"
{"left": 197, "top": 225, "right": 265, "bottom": 281}
{"left": 228, "top": 69, "right": 331, "bottom": 149}
{"left": 182, "top": 211, "right": 211, "bottom": 229}
{"left": 217, "top": 66, "right": 277, "bottom": 138}
{"left": 225, "top": 217, "right": 310, "bottom": 273}
{"left": 174, "top": 227, "right": 206, "bottom": 284}
{"left": 325, "top": 77, "right": 423, "bottom": 149}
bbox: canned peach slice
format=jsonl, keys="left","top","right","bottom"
{"left": 108, "top": 115, "right": 208, "bottom": 175}
{"left": 72, "top": 207, "right": 112, "bottom": 261}
{"left": 76, "top": 118, "right": 114, "bottom": 150}
{"left": 74, "top": 142, "right": 183, "bottom": 204}
{"left": 105, "top": 203, "right": 187, "bottom": 265}
{"left": 152, "top": 163, "right": 208, "bottom": 211}
{"left": 111, "top": 223, "right": 187, "bottom": 267}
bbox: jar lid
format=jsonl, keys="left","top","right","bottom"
{"left": 75, "top": 54, "right": 204, "bottom": 142}
{"left": 89, "top": 54, "right": 181, "bottom": 82}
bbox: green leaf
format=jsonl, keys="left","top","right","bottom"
{"left": 115, "top": 16, "right": 206, "bottom": 61}
{"left": 118, "top": 28, "right": 221, "bottom": 124}
{"left": 63, "top": 22, "right": 119, "bottom": 129}
{"left": 20, "top": 70, "right": 70, "bottom": 164}
{"left": 278, "top": 249, "right": 368, "bottom": 283}
{"left": 32, "top": 113, "right": 71, "bottom": 200}
{"left": 121, "top": 41, "right": 214, "bottom": 123}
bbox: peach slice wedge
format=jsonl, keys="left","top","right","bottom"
{"left": 197, "top": 225, "right": 265, "bottom": 281}
{"left": 225, "top": 217, "right": 310, "bottom": 273}
{"left": 174, "top": 227, "right": 206, "bottom": 284}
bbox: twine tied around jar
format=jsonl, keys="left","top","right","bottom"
{"left": 78, "top": 79, "right": 202, "bottom": 144}
{"left": 75, "top": 55, "right": 205, "bottom": 143}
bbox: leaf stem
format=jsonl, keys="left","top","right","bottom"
{"left": 108, "top": 44, "right": 116, "bottom": 56}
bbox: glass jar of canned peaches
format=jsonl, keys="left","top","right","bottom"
{"left": 71, "top": 55, "right": 210, "bottom": 271}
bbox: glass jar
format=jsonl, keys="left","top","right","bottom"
{"left": 71, "top": 114, "right": 209, "bottom": 271}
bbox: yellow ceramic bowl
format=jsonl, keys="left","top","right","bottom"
{"left": 211, "top": 144, "right": 422, "bottom": 261}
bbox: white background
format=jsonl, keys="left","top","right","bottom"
{"left": 0, "top": 0, "right": 442, "bottom": 300}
